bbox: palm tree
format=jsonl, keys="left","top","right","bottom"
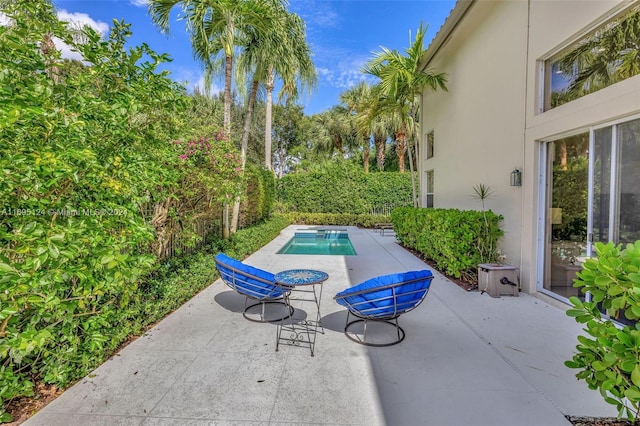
{"left": 363, "top": 23, "right": 447, "bottom": 204}
{"left": 309, "top": 107, "right": 355, "bottom": 157}
{"left": 340, "top": 82, "right": 374, "bottom": 172}
{"left": 229, "top": 4, "right": 314, "bottom": 232}
{"left": 263, "top": 11, "right": 316, "bottom": 171}
{"left": 149, "top": 0, "right": 275, "bottom": 237}
{"left": 148, "top": 0, "right": 274, "bottom": 138}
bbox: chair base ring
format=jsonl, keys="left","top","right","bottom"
{"left": 244, "top": 301, "right": 294, "bottom": 323}
{"left": 344, "top": 319, "right": 406, "bottom": 347}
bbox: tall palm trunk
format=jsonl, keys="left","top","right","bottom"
{"left": 363, "top": 142, "right": 370, "bottom": 173}
{"left": 231, "top": 77, "right": 260, "bottom": 233}
{"left": 407, "top": 137, "right": 417, "bottom": 207}
{"left": 264, "top": 68, "right": 275, "bottom": 170}
{"left": 375, "top": 136, "right": 386, "bottom": 171}
{"left": 396, "top": 129, "right": 406, "bottom": 173}
{"left": 223, "top": 54, "right": 233, "bottom": 137}
{"left": 333, "top": 133, "right": 344, "bottom": 153}
{"left": 222, "top": 53, "right": 233, "bottom": 238}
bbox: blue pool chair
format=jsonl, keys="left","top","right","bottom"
{"left": 334, "top": 270, "right": 433, "bottom": 346}
{"left": 214, "top": 253, "right": 293, "bottom": 322}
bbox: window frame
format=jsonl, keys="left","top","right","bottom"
{"left": 425, "top": 169, "right": 434, "bottom": 208}
{"left": 538, "top": 3, "right": 639, "bottom": 113}
{"left": 426, "top": 130, "right": 434, "bottom": 160}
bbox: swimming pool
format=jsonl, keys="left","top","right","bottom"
{"left": 277, "top": 229, "right": 357, "bottom": 255}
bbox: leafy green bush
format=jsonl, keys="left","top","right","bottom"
{"left": 239, "top": 165, "right": 276, "bottom": 229}
{"left": 276, "top": 160, "right": 413, "bottom": 214}
{"left": 0, "top": 2, "right": 242, "bottom": 421}
{"left": 281, "top": 212, "right": 390, "bottom": 228}
{"left": 225, "top": 215, "right": 290, "bottom": 259}
{"left": 125, "top": 215, "right": 290, "bottom": 331}
{"left": 565, "top": 241, "right": 640, "bottom": 421}
{"left": 391, "top": 207, "right": 504, "bottom": 279}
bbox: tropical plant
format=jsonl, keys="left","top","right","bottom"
{"left": 308, "top": 107, "right": 356, "bottom": 157}
{"left": 340, "top": 82, "right": 376, "bottom": 172}
{"left": 566, "top": 241, "right": 640, "bottom": 421}
{"left": 149, "top": 0, "right": 277, "bottom": 237}
{"left": 0, "top": 2, "right": 243, "bottom": 420}
{"left": 231, "top": 3, "right": 315, "bottom": 232}
{"left": 363, "top": 23, "right": 447, "bottom": 203}
{"left": 471, "top": 184, "right": 500, "bottom": 263}
{"left": 262, "top": 10, "right": 316, "bottom": 172}
{"left": 271, "top": 102, "right": 305, "bottom": 177}
{"left": 149, "top": 0, "right": 275, "bottom": 137}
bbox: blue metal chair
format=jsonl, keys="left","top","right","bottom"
{"left": 334, "top": 270, "right": 433, "bottom": 346}
{"left": 214, "top": 253, "right": 293, "bottom": 323}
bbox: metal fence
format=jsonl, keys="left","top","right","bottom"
{"left": 140, "top": 203, "right": 223, "bottom": 260}
{"left": 369, "top": 202, "right": 407, "bottom": 216}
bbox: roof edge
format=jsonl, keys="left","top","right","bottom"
{"left": 420, "top": 0, "right": 476, "bottom": 71}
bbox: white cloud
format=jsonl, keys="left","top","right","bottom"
{"left": 0, "top": 12, "right": 12, "bottom": 27}
{"left": 171, "top": 68, "right": 222, "bottom": 95}
{"left": 130, "top": 0, "right": 150, "bottom": 7}
{"left": 291, "top": 0, "right": 340, "bottom": 30}
{"left": 54, "top": 10, "right": 109, "bottom": 61}
{"left": 315, "top": 54, "right": 374, "bottom": 90}
{"left": 1, "top": 9, "right": 109, "bottom": 62}
{"left": 57, "top": 10, "right": 109, "bottom": 36}
{"left": 192, "top": 75, "right": 222, "bottom": 95}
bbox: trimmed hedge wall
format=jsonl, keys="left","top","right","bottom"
{"left": 392, "top": 207, "right": 503, "bottom": 280}
{"left": 281, "top": 212, "right": 390, "bottom": 228}
{"left": 240, "top": 164, "right": 276, "bottom": 228}
{"left": 276, "top": 161, "right": 413, "bottom": 214}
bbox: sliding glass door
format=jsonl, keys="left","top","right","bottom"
{"left": 543, "top": 117, "right": 640, "bottom": 301}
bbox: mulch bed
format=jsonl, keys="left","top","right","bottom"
{"left": 4, "top": 383, "right": 62, "bottom": 425}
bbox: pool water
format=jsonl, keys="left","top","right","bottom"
{"left": 277, "top": 230, "right": 356, "bottom": 255}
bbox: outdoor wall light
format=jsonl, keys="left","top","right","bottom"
{"left": 510, "top": 169, "right": 522, "bottom": 187}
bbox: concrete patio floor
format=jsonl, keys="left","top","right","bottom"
{"left": 25, "top": 225, "right": 618, "bottom": 425}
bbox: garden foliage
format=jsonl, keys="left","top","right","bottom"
{"left": 566, "top": 241, "right": 640, "bottom": 421}
{"left": 276, "top": 160, "right": 413, "bottom": 214}
{"left": 0, "top": 2, "right": 243, "bottom": 421}
{"left": 239, "top": 164, "right": 276, "bottom": 229}
{"left": 391, "top": 207, "right": 504, "bottom": 279}
{"left": 281, "top": 212, "right": 390, "bottom": 228}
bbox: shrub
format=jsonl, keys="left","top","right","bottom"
{"left": 391, "top": 207, "right": 503, "bottom": 280}
{"left": 281, "top": 212, "right": 390, "bottom": 228}
{"left": 0, "top": 3, "right": 242, "bottom": 421}
{"left": 239, "top": 165, "right": 276, "bottom": 229}
{"left": 276, "top": 160, "right": 413, "bottom": 214}
{"left": 565, "top": 241, "right": 640, "bottom": 421}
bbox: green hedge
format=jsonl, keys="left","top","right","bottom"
{"left": 392, "top": 207, "right": 503, "bottom": 279}
{"left": 240, "top": 164, "right": 276, "bottom": 228}
{"left": 1, "top": 215, "right": 290, "bottom": 422}
{"left": 281, "top": 212, "right": 389, "bottom": 228}
{"left": 276, "top": 161, "right": 413, "bottom": 214}
{"left": 130, "top": 215, "right": 289, "bottom": 329}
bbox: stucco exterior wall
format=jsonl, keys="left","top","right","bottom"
{"left": 420, "top": 0, "right": 529, "bottom": 281}
{"left": 420, "top": 0, "right": 640, "bottom": 295}
{"left": 521, "top": 0, "right": 640, "bottom": 294}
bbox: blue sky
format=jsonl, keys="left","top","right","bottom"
{"left": 50, "top": 0, "right": 456, "bottom": 115}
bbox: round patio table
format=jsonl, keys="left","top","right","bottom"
{"left": 274, "top": 269, "right": 328, "bottom": 356}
